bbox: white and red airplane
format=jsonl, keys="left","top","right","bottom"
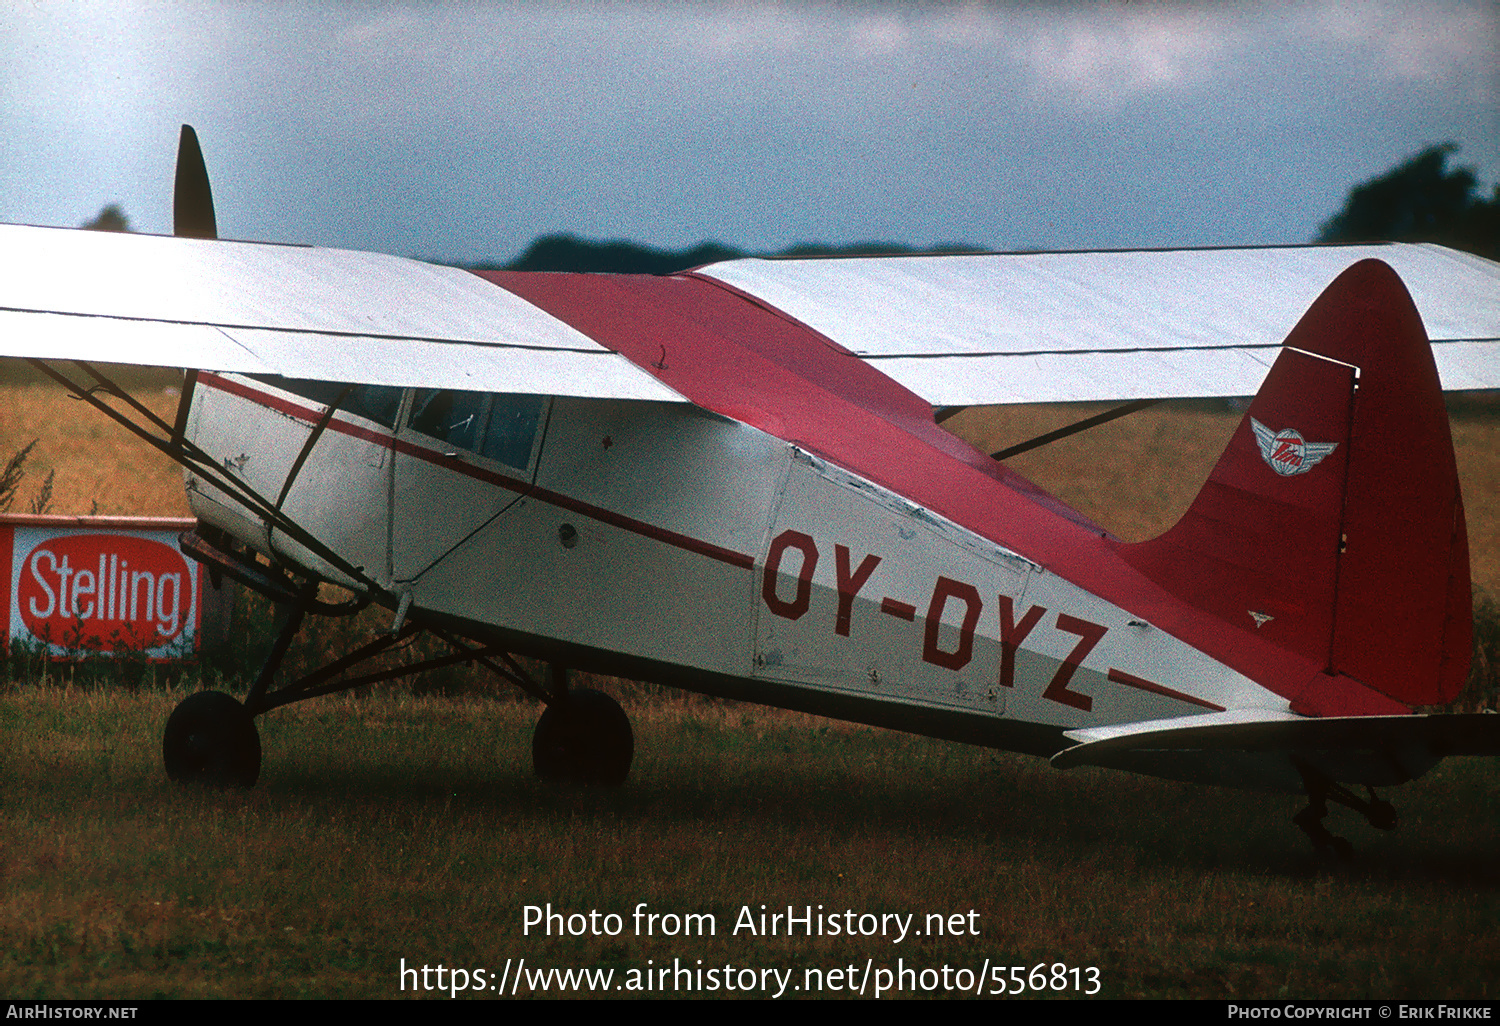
{"left": 4, "top": 127, "right": 1499, "bottom": 855}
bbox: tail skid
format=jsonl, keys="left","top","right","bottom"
{"left": 1117, "top": 260, "right": 1471, "bottom": 712}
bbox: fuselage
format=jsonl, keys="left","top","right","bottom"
{"left": 183, "top": 351, "right": 1289, "bottom": 761}
{"left": 1, "top": 219, "right": 1485, "bottom": 818}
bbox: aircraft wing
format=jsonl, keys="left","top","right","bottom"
{"left": 3, "top": 223, "right": 1496, "bottom": 408}
{"left": 0, "top": 223, "right": 685, "bottom": 400}
{"left": 695, "top": 243, "right": 1500, "bottom": 405}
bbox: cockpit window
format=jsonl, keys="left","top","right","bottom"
{"left": 411, "top": 389, "right": 487, "bottom": 452}
{"left": 481, "top": 394, "right": 546, "bottom": 468}
{"left": 343, "top": 385, "right": 404, "bottom": 428}
{"left": 408, "top": 389, "right": 545, "bottom": 471}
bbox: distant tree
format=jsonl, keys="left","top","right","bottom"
{"left": 496, "top": 234, "right": 745, "bottom": 274}
{"left": 1317, "top": 143, "right": 1497, "bottom": 260}
{"left": 489, "top": 234, "right": 986, "bottom": 275}
{"left": 777, "top": 241, "right": 984, "bottom": 259}
{"left": 81, "top": 204, "right": 131, "bottom": 232}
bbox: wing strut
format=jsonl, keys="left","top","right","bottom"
{"left": 275, "top": 384, "right": 353, "bottom": 512}
{"left": 988, "top": 398, "right": 1165, "bottom": 461}
{"left": 27, "top": 358, "right": 387, "bottom": 603}
{"left": 31, "top": 359, "right": 565, "bottom": 711}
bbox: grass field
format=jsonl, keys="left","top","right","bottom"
{"left": 4, "top": 685, "right": 1498, "bottom": 1000}
{"left": 2, "top": 361, "right": 1499, "bottom": 1000}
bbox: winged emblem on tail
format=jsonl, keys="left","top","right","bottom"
{"left": 1250, "top": 418, "right": 1338, "bottom": 477}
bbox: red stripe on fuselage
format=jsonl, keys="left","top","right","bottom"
{"left": 1106, "top": 668, "right": 1226, "bottom": 712}
{"left": 196, "top": 372, "right": 755, "bottom": 571}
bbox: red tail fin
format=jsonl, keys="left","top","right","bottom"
{"left": 1118, "top": 260, "right": 1470, "bottom": 710}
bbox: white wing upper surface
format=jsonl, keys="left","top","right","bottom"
{"left": 2, "top": 222, "right": 1496, "bottom": 406}
{"left": 696, "top": 243, "right": 1500, "bottom": 404}
{"left": 0, "top": 223, "right": 685, "bottom": 400}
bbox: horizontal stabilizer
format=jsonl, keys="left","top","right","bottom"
{"left": 1052, "top": 710, "right": 1500, "bottom": 791}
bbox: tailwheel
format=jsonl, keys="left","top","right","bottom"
{"left": 1292, "top": 761, "right": 1400, "bottom": 861}
{"left": 163, "top": 691, "right": 261, "bottom": 788}
{"left": 1365, "top": 790, "right": 1399, "bottom": 832}
{"left": 533, "top": 688, "right": 633, "bottom": 785}
{"left": 1293, "top": 802, "right": 1354, "bottom": 863}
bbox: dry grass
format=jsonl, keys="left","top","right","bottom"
{"left": 943, "top": 399, "right": 1500, "bottom": 597}
{"left": 945, "top": 402, "right": 1241, "bottom": 542}
{"left": 0, "top": 363, "right": 190, "bottom": 517}
{"left": 1453, "top": 416, "right": 1500, "bottom": 598}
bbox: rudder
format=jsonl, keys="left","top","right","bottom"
{"left": 1117, "top": 259, "right": 1470, "bottom": 710}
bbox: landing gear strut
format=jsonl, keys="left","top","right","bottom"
{"left": 1293, "top": 760, "right": 1399, "bottom": 860}
{"left": 164, "top": 534, "right": 635, "bottom": 788}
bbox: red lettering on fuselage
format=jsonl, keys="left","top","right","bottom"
{"left": 997, "top": 596, "right": 1047, "bottom": 689}
{"left": 1042, "top": 613, "right": 1108, "bottom": 711}
{"left": 879, "top": 597, "right": 916, "bottom": 620}
{"left": 761, "top": 535, "right": 1119, "bottom": 709}
{"left": 921, "top": 577, "right": 983, "bottom": 670}
{"left": 762, "top": 530, "right": 818, "bottom": 620}
{"left": 834, "top": 545, "right": 882, "bottom": 637}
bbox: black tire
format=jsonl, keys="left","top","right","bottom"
{"left": 532, "top": 688, "right": 633, "bottom": 785}
{"left": 1367, "top": 799, "right": 1399, "bottom": 831}
{"left": 163, "top": 691, "right": 261, "bottom": 788}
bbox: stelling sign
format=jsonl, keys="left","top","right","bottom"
{"left": 2, "top": 514, "right": 202, "bottom": 659}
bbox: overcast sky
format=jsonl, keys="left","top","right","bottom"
{"left": 2, "top": 1, "right": 1495, "bottom": 264}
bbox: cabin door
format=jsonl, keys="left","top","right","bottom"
{"left": 390, "top": 389, "right": 550, "bottom": 584}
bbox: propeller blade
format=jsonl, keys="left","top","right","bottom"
{"left": 173, "top": 125, "right": 218, "bottom": 239}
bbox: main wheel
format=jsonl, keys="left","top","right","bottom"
{"left": 163, "top": 691, "right": 261, "bottom": 788}
{"left": 1367, "top": 798, "right": 1399, "bottom": 831}
{"left": 532, "top": 688, "right": 633, "bottom": 785}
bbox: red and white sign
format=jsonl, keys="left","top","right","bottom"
{"left": 2, "top": 515, "right": 200, "bottom": 659}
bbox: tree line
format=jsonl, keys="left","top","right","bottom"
{"left": 80, "top": 143, "right": 1497, "bottom": 270}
